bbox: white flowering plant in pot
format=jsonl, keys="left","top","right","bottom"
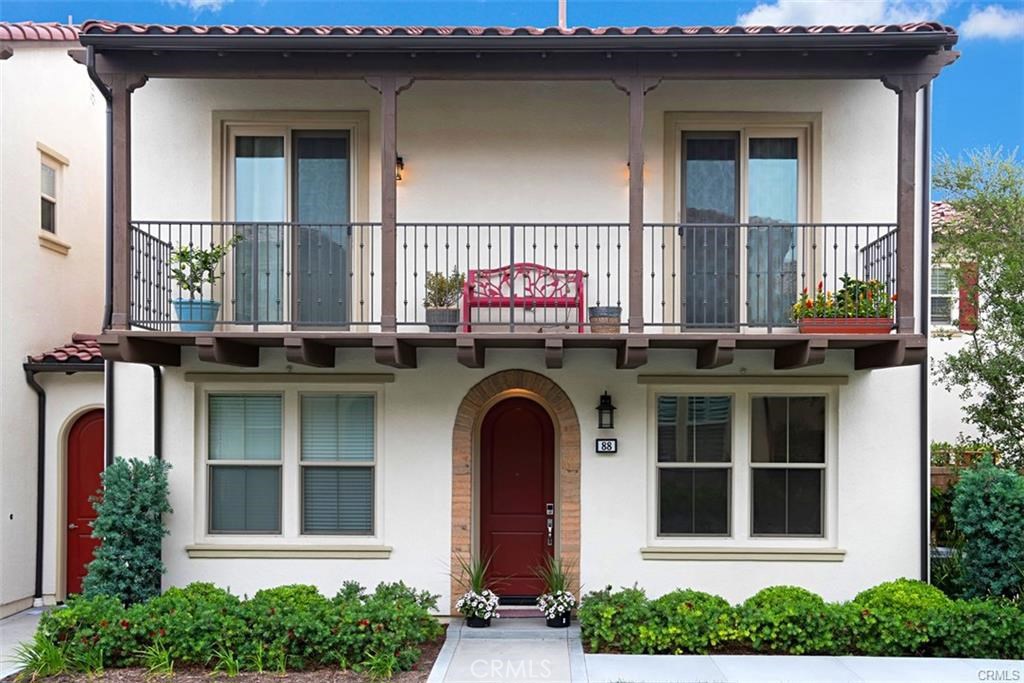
{"left": 453, "top": 552, "right": 500, "bottom": 627}
{"left": 534, "top": 555, "right": 577, "bottom": 628}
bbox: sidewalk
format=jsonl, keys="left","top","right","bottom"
{"left": 0, "top": 607, "right": 43, "bottom": 679}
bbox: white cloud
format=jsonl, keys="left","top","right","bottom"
{"left": 738, "top": 1, "right": 951, "bottom": 26}
{"left": 163, "top": 0, "right": 231, "bottom": 13}
{"left": 959, "top": 4, "right": 1024, "bottom": 39}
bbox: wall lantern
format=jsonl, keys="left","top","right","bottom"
{"left": 596, "top": 391, "right": 616, "bottom": 429}
{"left": 395, "top": 156, "right": 405, "bottom": 181}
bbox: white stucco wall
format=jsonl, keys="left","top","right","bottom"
{"left": 0, "top": 43, "right": 105, "bottom": 614}
{"left": 929, "top": 332, "right": 981, "bottom": 444}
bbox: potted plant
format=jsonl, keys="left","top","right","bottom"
{"left": 424, "top": 270, "right": 465, "bottom": 332}
{"left": 453, "top": 553, "right": 500, "bottom": 628}
{"left": 170, "top": 235, "right": 242, "bottom": 332}
{"left": 534, "top": 555, "right": 576, "bottom": 628}
{"left": 588, "top": 306, "right": 622, "bottom": 333}
{"left": 791, "top": 276, "right": 896, "bottom": 334}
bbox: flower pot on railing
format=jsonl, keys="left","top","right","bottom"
{"left": 792, "top": 277, "right": 896, "bottom": 334}
{"left": 425, "top": 308, "right": 460, "bottom": 333}
{"left": 798, "top": 317, "right": 894, "bottom": 334}
{"left": 588, "top": 306, "right": 622, "bottom": 334}
{"left": 173, "top": 299, "right": 221, "bottom": 332}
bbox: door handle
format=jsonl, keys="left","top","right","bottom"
{"left": 546, "top": 518, "right": 554, "bottom": 546}
{"left": 68, "top": 523, "right": 77, "bottom": 530}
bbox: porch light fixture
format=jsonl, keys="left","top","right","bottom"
{"left": 596, "top": 391, "right": 616, "bottom": 429}
{"left": 395, "top": 156, "right": 405, "bottom": 181}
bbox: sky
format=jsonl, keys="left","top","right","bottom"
{"left": 2, "top": 0, "right": 1022, "bottom": 165}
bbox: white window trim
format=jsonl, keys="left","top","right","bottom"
{"left": 930, "top": 264, "right": 960, "bottom": 330}
{"left": 194, "top": 381, "right": 385, "bottom": 546}
{"left": 39, "top": 148, "right": 65, "bottom": 237}
{"left": 646, "top": 383, "right": 839, "bottom": 550}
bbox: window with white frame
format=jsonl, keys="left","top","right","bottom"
{"left": 750, "top": 396, "right": 826, "bottom": 536}
{"left": 656, "top": 395, "right": 732, "bottom": 535}
{"left": 207, "top": 394, "right": 283, "bottom": 534}
{"left": 930, "top": 266, "right": 957, "bottom": 326}
{"left": 40, "top": 158, "right": 59, "bottom": 233}
{"left": 300, "top": 394, "right": 375, "bottom": 535}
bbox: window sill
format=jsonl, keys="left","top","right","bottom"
{"left": 640, "top": 546, "right": 846, "bottom": 562}
{"left": 185, "top": 544, "right": 392, "bottom": 559}
{"left": 38, "top": 231, "right": 70, "bottom": 255}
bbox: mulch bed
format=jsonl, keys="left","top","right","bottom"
{"left": 3, "top": 632, "right": 446, "bottom": 683}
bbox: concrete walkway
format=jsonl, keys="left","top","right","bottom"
{"left": 0, "top": 607, "right": 43, "bottom": 679}
{"left": 427, "top": 620, "right": 1023, "bottom": 683}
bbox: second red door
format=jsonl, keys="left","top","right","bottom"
{"left": 479, "top": 397, "right": 555, "bottom": 599}
{"left": 66, "top": 409, "right": 104, "bottom": 596}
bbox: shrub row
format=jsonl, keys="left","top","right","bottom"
{"left": 578, "top": 579, "right": 1024, "bottom": 659}
{"left": 27, "top": 581, "right": 442, "bottom": 677}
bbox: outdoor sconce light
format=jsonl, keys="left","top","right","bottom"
{"left": 395, "top": 156, "right": 405, "bottom": 181}
{"left": 596, "top": 391, "right": 616, "bottom": 429}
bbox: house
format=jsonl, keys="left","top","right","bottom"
{"left": 67, "top": 20, "right": 959, "bottom": 612}
{"left": 0, "top": 22, "right": 106, "bottom": 617}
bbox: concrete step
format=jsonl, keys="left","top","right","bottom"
{"left": 458, "top": 616, "right": 580, "bottom": 640}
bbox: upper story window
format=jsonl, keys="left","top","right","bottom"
{"left": 40, "top": 159, "right": 59, "bottom": 233}
{"left": 931, "top": 266, "right": 957, "bottom": 326}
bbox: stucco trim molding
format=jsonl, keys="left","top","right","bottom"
{"left": 185, "top": 544, "right": 392, "bottom": 559}
{"left": 450, "top": 370, "right": 581, "bottom": 613}
{"left": 38, "top": 230, "right": 71, "bottom": 255}
{"left": 183, "top": 372, "right": 394, "bottom": 384}
{"left": 640, "top": 547, "right": 846, "bottom": 562}
{"left": 638, "top": 375, "right": 849, "bottom": 386}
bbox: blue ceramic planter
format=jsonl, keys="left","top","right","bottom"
{"left": 173, "top": 298, "right": 221, "bottom": 332}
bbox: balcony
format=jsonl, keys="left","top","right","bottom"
{"left": 112, "top": 219, "right": 920, "bottom": 370}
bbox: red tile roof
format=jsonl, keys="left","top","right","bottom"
{"left": 932, "top": 200, "right": 956, "bottom": 225}
{"left": 0, "top": 21, "right": 79, "bottom": 42}
{"left": 29, "top": 333, "right": 103, "bottom": 365}
{"left": 80, "top": 21, "right": 955, "bottom": 39}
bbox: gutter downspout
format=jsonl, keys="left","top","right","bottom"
{"left": 86, "top": 46, "right": 117, "bottom": 466}
{"left": 24, "top": 368, "right": 46, "bottom": 605}
{"left": 152, "top": 366, "right": 163, "bottom": 460}
{"left": 920, "top": 82, "right": 933, "bottom": 582}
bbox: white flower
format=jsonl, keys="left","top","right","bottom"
{"left": 456, "top": 589, "right": 501, "bottom": 619}
{"left": 537, "top": 590, "right": 575, "bottom": 619}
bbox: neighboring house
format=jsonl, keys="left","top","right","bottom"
{"left": 0, "top": 22, "right": 106, "bottom": 616}
{"left": 74, "top": 20, "right": 958, "bottom": 612}
{"left": 927, "top": 200, "right": 981, "bottom": 444}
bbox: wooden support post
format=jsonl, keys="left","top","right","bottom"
{"left": 895, "top": 86, "right": 917, "bottom": 333}
{"left": 379, "top": 75, "right": 398, "bottom": 332}
{"left": 109, "top": 76, "right": 132, "bottom": 330}
{"left": 627, "top": 75, "right": 645, "bottom": 333}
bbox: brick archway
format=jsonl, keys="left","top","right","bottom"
{"left": 450, "top": 370, "right": 580, "bottom": 612}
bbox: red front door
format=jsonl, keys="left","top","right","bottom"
{"left": 480, "top": 397, "right": 555, "bottom": 599}
{"left": 66, "top": 409, "right": 104, "bottom": 596}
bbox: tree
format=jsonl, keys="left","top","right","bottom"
{"left": 932, "top": 149, "right": 1024, "bottom": 469}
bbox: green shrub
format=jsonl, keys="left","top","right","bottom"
{"left": 127, "top": 583, "right": 247, "bottom": 665}
{"left": 928, "top": 598, "right": 1024, "bottom": 660}
{"left": 82, "top": 457, "right": 171, "bottom": 605}
{"left": 37, "top": 594, "right": 134, "bottom": 668}
{"left": 952, "top": 462, "right": 1024, "bottom": 599}
{"left": 241, "top": 584, "right": 336, "bottom": 669}
{"left": 641, "top": 590, "right": 736, "bottom": 654}
{"left": 737, "top": 586, "right": 841, "bottom": 655}
{"left": 851, "top": 579, "right": 951, "bottom": 655}
{"left": 578, "top": 586, "right": 652, "bottom": 654}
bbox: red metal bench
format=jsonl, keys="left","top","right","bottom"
{"left": 462, "top": 263, "right": 586, "bottom": 332}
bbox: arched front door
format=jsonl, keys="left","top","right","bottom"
{"left": 479, "top": 397, "right": 555, "bottom": 600}
{"left": 66, "top": 409, "right": 104, "bottom": 596}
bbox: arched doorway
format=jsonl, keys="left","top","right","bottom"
{"left": 66, "top": 409, "right": 104, "bottom": 596}
{"left": 479, "top": 397, "right": 555, "bottom": 599}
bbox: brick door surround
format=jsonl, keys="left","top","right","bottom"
{"left": 450, "top": 370, "right": 581, "bottom": 613}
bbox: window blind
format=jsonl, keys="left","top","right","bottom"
{"left": 210, "top": 465, "right": 281, "bottom": 533}
{"left": 209, "top": 395, "right": 281, "bottom": 460}
{"left": 301, "top": 395, "right": 374, "bottom": 461}
{"left": 303, "top": 467, "right": 373, "bottom": 534}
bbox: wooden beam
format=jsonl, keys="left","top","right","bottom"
{"left": 774, "top": 338, "right": 827, "bottom": 370}
{"left": 895, "top": 86, "right": 917, "bottom": 333}
{"left": 626, "top": 75, "right": 645, "bottom": 333}
{"left": 283, "top": 338, "right": 335, "bottom": 368}
{"left": 196, "top": 337, "right": 260, "bottom": 367}
{"left": 372, "top": 336, "right": 417, "bottom": 369}
{"left": 108, "top": 75, "right": 132, "bottom": 330}
{"left": 544, "top": 338, "right": 564, "bottom": 369}
{"left": 855, "top": 339, "right": 907, "bottom": 370}
{"left": 375, "top": 75, "right": 400, "bottom": 332}
{"left": 616, "top": 336, "right": 648, "bottom": 369}
{"left": 696, "top": 339, "right": 735, "bottom": 369}
{"left": 456, "top": 336, "right": 485, "bottom": 368}
{"left": 97, "top": 335, "right": 181, "bottom": 366}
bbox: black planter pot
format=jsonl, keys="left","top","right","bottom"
{"left": 546, "top": 613, "right": 571, "bottom": 628}
{"left": 425, "top": 308, "right": 460, "bottom": 332}
{"left": 465, "top": 616, "right": 491, "bottom": 628}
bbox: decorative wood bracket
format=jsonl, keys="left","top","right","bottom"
{"left": 97, "top": 335, "right": 181, "bottom": 366}
{"left": 774, "top": 338, "right": 827, "bottom": 370}
{"left": 696, "top": 339, "right": 736, "bottom": 370}
{"left": 456, "top": 336, "right": 485, "bottom": 368}
{"left": 610, "top": 75, "right": 662, "bottom": 95}
{"left": 855, "top": 339, "right": 906, "bottom": 370}
{"left": 544, "top": 338, "right": 564, "bottom": 369}
{"left": 881, "top": 51, "right": 959, "bottom": 94}
{"left": 196, "top": 337, "right": 259, "bottom": 367}
{"left": 616, "top": 336, "right": 649, "bottom": 369}
{"left": 283, "top": 338, "right": 335, "bottom": 368}
{"left": 372, "top": 336, "right": 417, "bottom": 369}
{"left": 363, "top": 75, "right": 416, "bottom": 95}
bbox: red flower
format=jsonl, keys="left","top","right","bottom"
{"left": 805, "top": 300, "right": 813, "bottom": 309}
{"left": 817, "top": 280, "right": 823, "bottom": 291}
{"left": 802, "top": 287, "right": 809, "bottom": 294}
{"left": 159, "top": 628, "right": 167, "bottom": 637}
{"left": 120, "top": 619, "right": 130, "bottom": 629}
{"left": 867, "top": 290, "right": 873, "bottom": 300}
{"left": 892, "top": 293, "right": 898, "bottom": 301}
{"left": 358, "top": 619, "right": 370, "bottom": 628}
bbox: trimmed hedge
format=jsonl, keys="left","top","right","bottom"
{"left": 31, "top": 581, "right": 442, "bottom": 676}
{"left": 579, "top": 579, "right": 1024, "bottom": 659}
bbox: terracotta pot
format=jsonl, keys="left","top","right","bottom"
{"left": 798, "top": 317, "right": 893, "bottom": 334}
{"left": 465, "top": 616, "right": 491, "bottom": 628}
